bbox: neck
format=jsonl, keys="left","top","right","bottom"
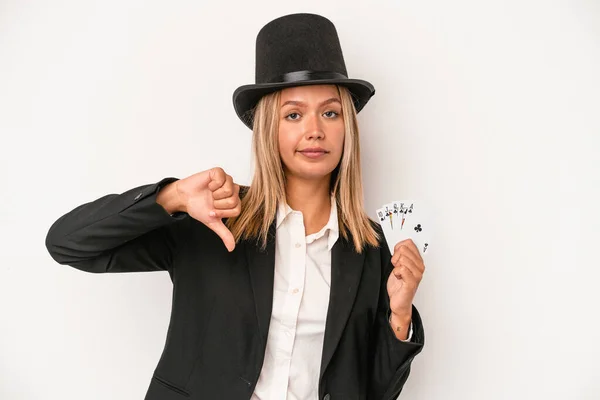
{"left": 284, "top": 176, "right": 332, "bottom": 236}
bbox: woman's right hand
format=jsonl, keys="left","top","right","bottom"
{"left": 164, "top": 167, "right": 241, "bottom": 252}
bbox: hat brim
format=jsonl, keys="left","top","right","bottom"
{"left": 232, "top": 78, "right": 375, "bottom": 130}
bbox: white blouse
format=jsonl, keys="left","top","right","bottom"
{"left": 251, "top": 195, "right": 413, "bottom": 400}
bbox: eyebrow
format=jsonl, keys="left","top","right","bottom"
{"left": 280, "top": 98, "right": 341, "bottom": 108}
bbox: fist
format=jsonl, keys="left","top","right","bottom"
{"left": 386, "top": 239, "right": 425, "bottom": 316}
{"left": 176, "top": 167, "right": 241, "bottom": 252}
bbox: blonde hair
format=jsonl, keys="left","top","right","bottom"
{"left": 225, "top": 85, "right": 381, "bottom": 254}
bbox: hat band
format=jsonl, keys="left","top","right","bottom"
{"left": 265, "top": 70, "right": 348, "bottom": 84}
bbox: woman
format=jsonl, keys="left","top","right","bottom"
{"left": 45, "top": 13, "right": 425, "bottom": 400}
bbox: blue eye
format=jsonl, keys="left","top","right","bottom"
{"left": 285, "top": 111, "right": 339, "bottom": 121}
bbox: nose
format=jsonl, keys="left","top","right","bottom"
{"left": 304, "top": 113, "right": 324, "bottom": 140}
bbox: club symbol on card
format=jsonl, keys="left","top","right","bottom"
{"left": 414, "top": 224, "right": 422, "bottom": 233}
{"left": 377, "top": 210, "right": 385, "bottom": 222}
{"left": 423, "top": 243, "right": 428, "bottom": 253}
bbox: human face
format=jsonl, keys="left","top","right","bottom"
{"left": 278, "top": 84, "right": 345, "bottom": 182}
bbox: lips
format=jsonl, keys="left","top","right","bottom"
{"left": 298, "top": 149, "right": 328, "bottom": 159}
{"left": 299, "top": 148, "right": 328, "bottom": 153}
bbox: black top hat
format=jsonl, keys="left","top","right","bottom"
{"left": 232, "top": 13, "right": 376, "bottom": 130}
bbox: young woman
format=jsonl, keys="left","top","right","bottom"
{"left": 45, "top": 13, "right": 425, "bottom": 400}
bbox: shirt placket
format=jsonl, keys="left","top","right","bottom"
{"left": 273, "top": 212, "right": 306, "bottom": 398}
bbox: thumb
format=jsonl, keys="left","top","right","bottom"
{"left": 206, "top": 219, "right": 235, "bottom": 252}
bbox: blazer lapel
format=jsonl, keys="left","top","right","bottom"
{"left": 245, "top": 219, "right": 277, "bottom": 348}
{"left": 319, "top": 233, "right": 366, "bottom": 380}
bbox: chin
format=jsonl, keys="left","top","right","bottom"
{"left": 292, "top": 166, "right": 335, "bottom": 180}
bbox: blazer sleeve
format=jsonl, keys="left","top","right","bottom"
{"left": 45, "top": 177, "right": 189, "bottom": 274}
{"left": 367, "top": 223, "right": 425, "bottom": 400}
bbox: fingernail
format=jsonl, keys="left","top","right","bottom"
{"left": 209, "top": 211, "right": 216, "bottom": 217}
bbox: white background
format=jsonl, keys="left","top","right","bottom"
{"left": 1, "top": 1, "right": 599, "bottom": 399}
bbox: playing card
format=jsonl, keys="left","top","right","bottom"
{"left": 376, "top": 205, "right": 395, "bottom": 254}
{"left": 376, "top": 200, "right": 431, "bottom": 258}
{"left": 396, "top": 205, "right": 430, "bottom": 258}
{"left": 376, "top": 200, "right": 413, "bottom": 254}
{"left": 392, "top": 200, "right": 414, "bottom": 235}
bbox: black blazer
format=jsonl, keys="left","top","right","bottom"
{"left": 45, "top": 177, "right": 425, "bottom": 400}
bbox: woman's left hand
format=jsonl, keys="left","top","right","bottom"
{"left": 387, "top": 239, "right": 426, "bottom": 318}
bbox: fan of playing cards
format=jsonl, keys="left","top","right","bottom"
{"left": 376, "top": 200, "right": 431, "bottom": 257}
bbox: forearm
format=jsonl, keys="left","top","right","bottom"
{"left": 367, "top": 305, "right": 423, "bottom": 399}
{"left": 45, "top": 177, "right": 184, "bottom": 272}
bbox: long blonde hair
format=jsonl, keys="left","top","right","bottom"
{"left": 225, "top": 85, "right": 381, "bottom": 254}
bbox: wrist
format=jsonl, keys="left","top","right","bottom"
{"left": 389, "top": 311, "right": 412, "bottom": 341}
{"left": 156, "top": 182, "right": 185, "bottom": 214}
{"left": 391, "top": 309, "right": 412, "bottom": 320}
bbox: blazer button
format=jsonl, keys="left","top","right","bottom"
{"left": 323, "top": 394, "right": 331, "bottom": 400}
